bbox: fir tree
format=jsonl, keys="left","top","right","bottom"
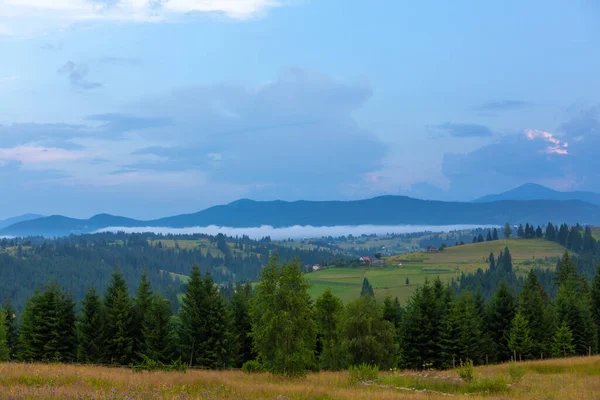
{"left": 3, "top": 301, "right": 18, "bottom": 359}
{"left": 0, "top": 307, "right": 9, "bottom": 361}
{"left": 360, "top": 277, "right": 375, "bottom": 297}
{"left": 442, "top": 291, "right": 484, "bottom": 366}
{"left": 77, "top": 287, "right": 105, "bottom": 363}
{"left": 489, "top": 252, "right": 496, "bottom": 272}
{"left": 251, "top": 256, "right": 316, "bottom": 377}
{"left": 519, "top": 269, "right": 552, "bottom": 358}
{"left": 591, "top": 264, "right": 600, "bottom": 346}
{"left": 18, "top": 284, "right": 77, "bottom": 362}
{"left": 486, "top": 231, "right": 493, "bottom": 242}
{"left": 315, "top": 288, "right": 346, "bottom": 370}
{"left": 503, "top": 223, "right": 512, "bottom": 239}
{"left": 535, "top": 225, "right": 543, "bottom": 238}
{"left": 492, "top": 228, "right": 499, "bottom": 241}
{"left": 104, "top": 270, "right": 134, "bottom": 365}
{"left": 517, "top": 224, "right": 525, "bottom": 238}
{"left": 486, "top": 281, "right": 516, "bottom": 362}
{"left": 132, "top": 272, "right": 153, "bottom": 361}
{"left": 545, "top": 222, "right": 556, "bottom": 241}
{"left": 142, "top": 294, "right": 175, "bottom": 363}
{"left": 552, "top": 322, "right": 575, "bottom": 358}
{"left": 508, "top": 312, "right": 532, "bottom": 361}
{"left": 230, "top": 282, "right": 255, "bottom": 367}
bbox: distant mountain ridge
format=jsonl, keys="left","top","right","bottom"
{"left": 0, "top": 214, "right": 44, "bottom": 230}
{"left": 474, "top": 183, "right": 600, "bottom": 206}
{"left": 2, "top": 195, "right": 600, "bottom": 237}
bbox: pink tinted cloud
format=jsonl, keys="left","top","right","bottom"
{"left": 524, "top": 129, "right": 569, "bottom": 155}
{"left": 0, "top": 145, "right": 83, "bottom": 164}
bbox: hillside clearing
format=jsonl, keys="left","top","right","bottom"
{"left": 307, "top": 239, "right": 566, "bottom": 303}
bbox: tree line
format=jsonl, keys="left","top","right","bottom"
{"left": 2, "top": 251, "right": 600, "bottom": 377}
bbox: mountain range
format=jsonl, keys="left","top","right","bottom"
{"left": 2, "top": 189, "right": 600, "bottom": 237}
{"left": 0, "top": 214, "right": 44, "bottom": 230}
{"left": 474, "top": 183, "right": 600, "bottom": 206}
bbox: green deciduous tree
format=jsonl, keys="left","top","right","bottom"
{"left": 342, "top": 295, "right": 396, "bottom": 369}
{"left": 251, "top": 256, "right": 316, "bottom": 377}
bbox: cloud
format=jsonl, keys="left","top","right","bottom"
{"left": 0, "top": 0, "right": 283, "bottom": 37}
{"left": 0, "top": 76, "right": 17, "bottom": 83}
{"left": 441, "top": 107, "right": 600, "bottom": 199}
{"left": 86, "top": 113, "right": 172, "bottom": 134}
{"left": 0, "top": 145, "right": 84, "bottom": 165}
{"left": 477, "top": 100, "right": 533, "bottom": 112}
{"left": 40, "top": 42, "right": 63, "bottom": 51}
{"left": 524, "top": 129, "right": 568, "bottom": 155}
{"left": 58, "top": 61, "right": 103, "bottom": 90}
{"left": 0, "top": 123, "right": 89, "bottom": 147}
{"left": 433, "top": 122, "right": 493, "bottom": 138}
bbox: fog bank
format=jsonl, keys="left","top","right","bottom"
{"left": 96, "top": 224, "right": 497, "bottom": 240}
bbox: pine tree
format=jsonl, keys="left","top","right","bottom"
{"left": 104, "top": 270, "right": 134, "bottom": 365}
{"left": 18, "top": 284, "right": 77, "bottom": 362}
{"left": 315, "top": 288, "right": 346, "bottom": 370}
{"left": 545, "top": 222, "right": 556, "bottom": 241}
{"left": 477, "top": 234, "right": 484, "bottom": 243}
{"left": 555, "top": 253, "right": 577, "bottom": 288}
{"left": 552, "top": 322, "right": 575, "bottom": 358}
{"left": 508, "top": 312, "right": 532, "bottom": 361}
{"left": 230, "top": 282, "right": 255, "bottom": 367}
{"left": 517, "top": 224, "right": 525, "bottom": 238}
{"left": 486, "top": 231, "right": 493, "bottom": 242}
{"left": 132, "top": 272, "right": 153, "bottom": 361}
{"left": 557, "top": 224, "right": 569, "bottom": 246}
{"left": 0, "top": 306, "right": 9, "bottom": 361}
{"left": 142, "top": 294, "right": 175, "bottom": 364}
{"left": 77, "top": 287, "right": 105, "bottom": 363}
{"left": 492, "top": 228, "right": 499, "bottom": 241}
{"left": 343, "top": 295, "right": 396, "bottom": 368}
{"left": 251, "top": 256, "right": 316, "bottom": 377}
{"left": 486, "top": 281, "right": 516, "bottom": 362}
{"left": 583, "top": 226, "right": 596, "bottom": 253}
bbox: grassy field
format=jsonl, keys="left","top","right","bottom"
{"left": 1, "top": 356, "right": 600, "bottom": 399}
{"left": 307, "top": 238, "right": 567, "bottom": 304}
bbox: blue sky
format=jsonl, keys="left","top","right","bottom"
{"left": 1, "top": 0, "right": 599, "bottom": 219}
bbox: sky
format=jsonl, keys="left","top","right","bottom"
{"left": 1, "top": 0, "right": 600, "bottom": 219}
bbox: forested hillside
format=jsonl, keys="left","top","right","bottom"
{"left": 0, "top": 232, "right": 347, "bottom": 310}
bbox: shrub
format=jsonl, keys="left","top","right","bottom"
{"left": 242, "top": 360, "right": 265, "bottom": 373}
{"left": 348, "top": 363, "right": 379, "bottom": 385}
{"left": 456, "top": 358, "right": 475, "bottom": 383}
{"left": 132, "top": 355, "right": 165, "bottom": 371}
{"left": 167, "top": 358, "right": 188, "bottom": 372}
{"left": 506, "top": 361, "right": 525, "bottom": 383}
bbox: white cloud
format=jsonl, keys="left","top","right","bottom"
{"left": 524, "top": 129, "right": 569, "bottom": 155}
{"left": 0, "top": 0, "right": 282, "bottom": 37}
{"left": 0, "top": 76, "right": 17, "bottom": 82}
{"left": 0, "top": 145, "right": 83, "bottom": 165}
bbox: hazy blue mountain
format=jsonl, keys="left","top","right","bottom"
{"left": 0, "top": 214, "right": 44, "bottom": 230}
{"left": 474, "top": 183, "right": 600, "bottom": 206}
{"left": 2, "top": 196, "right": 600, "bottom": 237}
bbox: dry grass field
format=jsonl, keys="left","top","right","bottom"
{"left": 2, "top": 356, "right": 600, "bottom": 399}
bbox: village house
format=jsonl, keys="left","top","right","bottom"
{"left": 359, "top": 256, "right": 372, "bottom": 265}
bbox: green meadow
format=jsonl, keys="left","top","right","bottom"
{"left": 306, "top": 238, "right": 567, "bottom": 304}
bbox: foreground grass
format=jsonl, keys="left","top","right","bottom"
{"left": 2, "top": 356, "right": 600, "bottom": 399}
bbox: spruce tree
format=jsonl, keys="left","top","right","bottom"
{"left": 517, "top": 224, "right": 525, "bottom": 238}
{"left": 552, "top": 322, "right": 576, "bottom": 358}
{"left": 519, "top": 269, "right": 552, "bottom": 358}
{"left": 315, "top": 288, "right": 346, "bottom": 370}
{"left": 0, "top": 307, "right": 9, "bottom": 361}
{"left": 132, "top": 272, "right": 153, "bottom": 361}
{"left": 142, "top": 294, "right": 175, "bottom": 364}
{"left": 3, "top": 301, "right": 18, "bottom": 359}
{"left": 503, "top": 223, "right": 512, "bottom": 239}
{"left": 536, "top": 225, "right": 543, "bottom": 238}
{"left": 591, "top": 264, "right": 600, "bottom": 345}
{"left": 230, "top": 282, "right": 255, "bottom": 367}
{"left": 104, "top": 270, "right": 134, "bottom": 365}
{"left": 508, "top": 312, "right": 532, "bottom": 361}
{"left": 251, "top": 256, "right": 316, "bottom": 377}
{"left": 489, "top": 252, "right": 496, "bottom": 272}
{"left": 360, "top": 277, "right": 375, "bottom": 297}
{"left": 442, "top": 291, "right": 484, "bottom": 366}
{"left": 343, "top": 295, "right": 396, "bottom": 369}
{"left": 486, "top": 231, "right": 493, "bottom": 242}
{"left": 77, "top": 287, "right": 105, "bottom": 363}
{"left": 545, "top": 222, "right": 556, "bottom": 241}
{"left": 486, "top": 281, "right": 516, "bottom": 362}
{"left": 18, "top": 284, "right": 77, "bottom": 362}
{"left": 492, "top": 228, "right": 499, "bottom": 241}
